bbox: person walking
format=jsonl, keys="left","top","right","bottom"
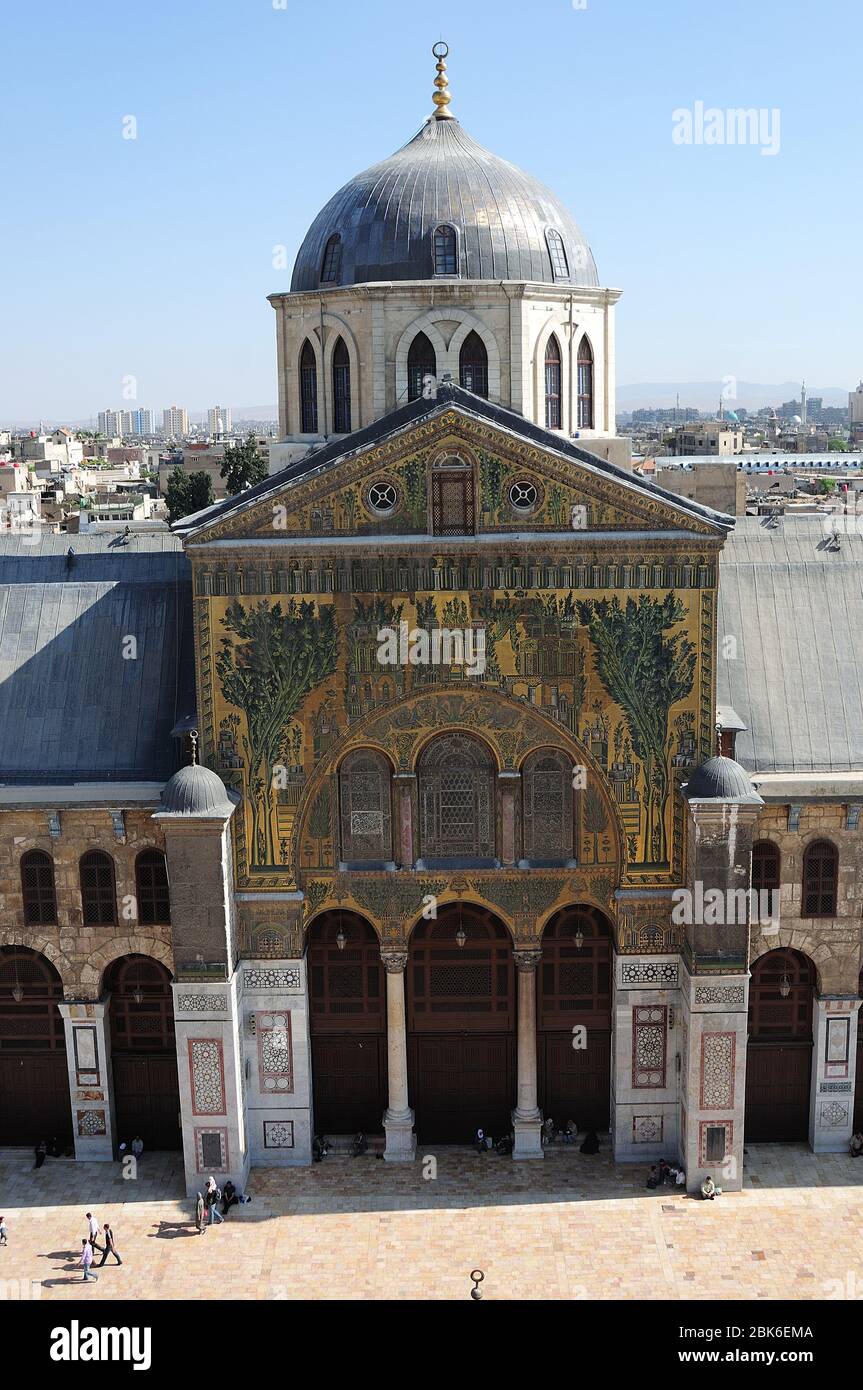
{"left": 33, "top": 1139, "right": 47, "bottom": 1170}
{"left": 0, "top": 1215, "right": 7, "bottom": 1246}
{"left": 205, "top": 1178, "right": 223, "bottom": 1225}
{"left": 98, "top": 1223, "right": 122, "bottom": 1266}
{"left": 85, "top": 1211, "right": 103, "bottom": 1254}
{"left": 195, "top": 1191, "right": 206, "bottom": 1234}
{"left": 79, "top": 1239, "right": 98, "bottom": 1281}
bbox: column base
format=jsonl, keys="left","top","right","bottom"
{"left": 512, "top": 1110, "right": 544, "bottom": 1160}
{"left": 383, "top": 1109, "right": 417, "bottom": 1162}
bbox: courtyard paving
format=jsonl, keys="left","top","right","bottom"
{"left": 1, "top": 1144, "right": 862, "bottom": 1301}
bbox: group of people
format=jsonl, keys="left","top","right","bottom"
{"left": 32, "top": 1136, "right": 73, "bottom": 1169}
{"left": 78, "top": 1211, "right": 122, "bottom": 1281}
{"left": 118, "top": 1136, "right": 145, "bottom": 1162}
{"left": 472, "top": 1121, "right": 601, "bottom": 1155}
{"left": 647, "top": 1159, "right": 686, "bottom": 1190}
{"left": 194, "top": 1176, "right": 250, "bottom": 1231}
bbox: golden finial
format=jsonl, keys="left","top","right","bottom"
{"left": 431, "top": 41, "right": 454, "bottom": 119}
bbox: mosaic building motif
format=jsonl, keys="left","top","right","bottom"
{"left": 699, "top": 1032, "right": 736, "bottom": 1110}
{"left": 189, "top": 1039, "right": 226, "bottom": 1116}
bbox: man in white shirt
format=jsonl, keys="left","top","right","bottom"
{"left": 85, "top": 1211, "right": 103, "bottom": 1253}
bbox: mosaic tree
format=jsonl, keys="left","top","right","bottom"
{"left": 577, "top": 593, "right": 695, "bottom": 866}
{"left": 216, "top": 599, "right": 339, "bottom": 867}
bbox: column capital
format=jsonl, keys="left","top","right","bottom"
{"left": 513, "top": 949, "right": 542, "bottom": 972}
{"left": 381, "top": 952, "right": 409, "bottom": 973}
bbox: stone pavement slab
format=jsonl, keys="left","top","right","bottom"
{"left": 1, "top": 1144, "right": 862, "bottom": 1301}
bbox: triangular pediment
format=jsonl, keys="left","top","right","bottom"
{"left": 177, "top": 386, "right": 732, "bottom": 546}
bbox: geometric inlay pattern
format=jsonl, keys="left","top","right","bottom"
{"left": 694, "top": 985, "right": 745, "bottom": 1006}
{"left": 621, "top": 961, "right": 678, "bottom": 987}
{"left": 820, "top": 1100, "right": 849, "bottom": 1128}
{"left": 632, "top": 1114, "right": 663, "bottom": 1144}
{"left": 263, "top": 1120, "right": 295, "bottom": 1149}
{"left": 243, "top": 968, "right": 302, "bottom": 991}
{"left": 632, "top": 1005, "right": 667, "bottom": 1088}
{"left": 178, "top": 994, "right": 228, "bottom": 1012}
{"left": 257, "top": 1012, "right": 293, "bottom": 1093}
{"left": 76, "top": 1108, "right": 107, "bottom": 1137}
{"left": 189, "top": 1038, "right": 225, "bottom": 1115}
{"left": 700, "top": 1031, "right": 735, "bottom": 1109}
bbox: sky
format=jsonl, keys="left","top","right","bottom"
{"left": 1, "top": 0, "right": 861, "bottom": 423}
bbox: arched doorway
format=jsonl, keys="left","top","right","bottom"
{"left": 538, "top": 906, "right": 612, "bottom": 1130}
{"left": 308, "top": 912, "right": 386, "bottom": 1135}
{"left": 105, "top": 955, "right": 181, "bottom": 1150}
{"left": 745, "top": 948, "right": 815, "bottom": 1141}
{"left": 0, "top": 947, "right": 71, "bottom": 1145}
{"left": 407, "top": 904, "right": 515, "bottom": 1142}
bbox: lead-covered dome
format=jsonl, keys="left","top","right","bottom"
{"left": 684, "top": 757, "right": 762, "bottom": 803}
{"left": 291, "top": 82, "right": 598, "bottom": 291}
{"left": 155, "top": 763, "right": 238, "bottom": 819}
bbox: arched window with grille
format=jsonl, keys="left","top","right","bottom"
{"left": 299, "top": 339, "right": 318, "bottom": 433}
{"left": 458, "top": 330, "right": 488, "bottom": 397}
{"left": 521, "top": 750, "right": 575, "bottom": 863}
{"left": 752, "top": 840, "right": 781, "bottom": 893}
{"left": 407, "top": 332, "right": 436, "bottom": 401}
{"left": 545, "top": 228, "right": 570, "bottom": 279}
{"left": 339, "top": 750, "right": 393, "bottom": 864}
{"left": 80, "top": 850, "right": 117, "bottom": 926}
{"left": 418, "top": 733, "right": 495, "bottom": 862}
{"left": 21, "top": 849, "right": 57, "bottom": 925}
{"left": 433, "top": 224, "right": 457, "bottom": 275}
{"left": 320, "top": 233, "right": 342, "bottom": 284}
{"left": 135, "top": 849, "right": 171, "bottom": 926}
{"left": 577, "top": 335, "right": 594, "bottom": 429}
{"left": 332, "top": 336, "right": 351, "bottom": 433}
{"left": 802, "top": 839, "right": 838, "bottom": 917}
{"left": 544, "top": 334, "right": 562, "bottom": 430}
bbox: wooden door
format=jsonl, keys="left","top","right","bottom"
{"left": 745, "top": 949, "right": 814, "bottom": 1142}
{"left": 0, "top": 1054, "right": 71, "bottom": 1146}
{"left": 745, "top": 1043, "right": 812, "bottom": 1141}
{"left": 107, "top": 956, "right": 181, "bottom": 1151}
{"left": 310, "top": 1035, "right": 387, "bottom": 1135}
{"left": 538, "top": 906, "right": 612, "bottom": 1131}
{"left": 409, "top": 1035, "right": 514, "bottom": 1143}
{"left": 540, "top": 1030, "right": 611, "bottom": 1131}
{"left": 308, "top": 913, "right": 387, "bottom": 1135}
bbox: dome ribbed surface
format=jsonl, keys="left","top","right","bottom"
{"left": 291, "top": 116, "right": 598, "bottom": 291}
{"left": 685, "top": 756, "right": 761, "bottom": 802}
{"left": 157, "top": 763, "right": 236, "bottom": 818}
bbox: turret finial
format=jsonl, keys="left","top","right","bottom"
{"left": 190, "top": 729, "right": 199, "bottom": 766}
{"left": 431, "top": 41, "right": 454, "bottom": 119}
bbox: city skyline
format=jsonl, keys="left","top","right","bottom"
{"left": 1, "top": 0, "right": 861, "bottom": 420}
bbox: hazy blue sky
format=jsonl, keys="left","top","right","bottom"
{"left": 1, "top": 0, "right": 860, "bottom": 422}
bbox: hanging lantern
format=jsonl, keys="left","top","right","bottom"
{"left": 779, "top": 972, "right": 791, "bottom": 999}
{"left": 11, "top": 956, "right": 23, "bottom": 1003}
{"left": 336, "top": 910, "right": 347, "bottom": 952}
{"left": 574, "top": 924, "right": 585, "bottom": 951}
{"left": 455, "top": 901, "right": 466, "bottom": 949}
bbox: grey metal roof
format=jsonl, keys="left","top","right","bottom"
{"left": 291, "top": 116, "right": 599, "bottom": 291}
{"left": 717, "top": 516, "right": 863, "bottom": 773}
{"left": 155, "top": 763, "right": 237, "bottom": 819}
{"left": 0, "top": 533, "right": 194, "bottom": 784}
{"left": 684, "top": 755, "right": 762, "bottom": 803}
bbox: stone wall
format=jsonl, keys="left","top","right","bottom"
{"left": 0, "top": 806, "right": 174, "bottom": 997}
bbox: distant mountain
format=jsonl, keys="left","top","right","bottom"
{"left": 617, "top": 382, "right": 851, "bottom": 412}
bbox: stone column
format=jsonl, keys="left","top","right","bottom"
{"left": 512, "top": 949, "right": 543, "bottom": 1159}
{"left": 58, "top": 998, "right": 117, "bottom": 1161}
{"left": 810, "top": 994, "right": 861, "bottom": 1153}
{"left": 393, "top": 773, "right": 416, "bottom": 868}
{"left": 498, "top": 771, "right": 520, "bottom": 868}
{"left": 382, "top": 952, "right": 416, "bottom": 1161}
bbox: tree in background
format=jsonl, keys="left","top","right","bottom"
{"left": 165, "top": 467, "right": 215, "bottom": 524}
{"left": 221, "top": 431, "right": 268, "bottom": 495}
